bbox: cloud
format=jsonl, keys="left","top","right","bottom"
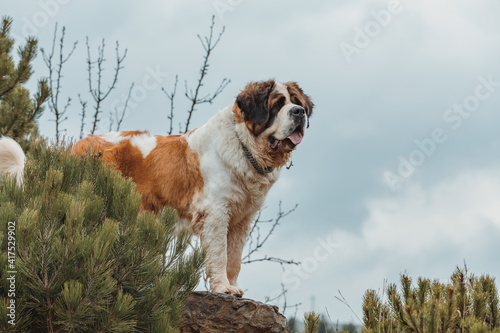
{"left": 335, "top": 167, "right": 500, "bottom": 259}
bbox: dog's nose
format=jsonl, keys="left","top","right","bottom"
{"left": 290, "top": 106, "right": 305, "bottom": 117}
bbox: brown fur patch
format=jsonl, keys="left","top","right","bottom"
{"left": 146, "top": 135, "right": 204, "bottom": 219}
{"left": 72, "top": 133, "right": 204, "bottom": 221}
{"left": 71, "top": 135, "right": 113, "bottom": 156}
{"left": 234, "top": 80, "right": 276, "bottom": 135}
{"left": 102, "top": 140, "right": 146, "bottom": 183}
{"left": 233, "top": 104, "right": 245, "bottom": 124}
{"left": 267, "top": 90, "right": 286, "bottom": 112}
{"left": 259, "top": 143, "right": 292, "bottom": 171}
{"left": 120, "top": 130, "right": 149, "bottom": 137}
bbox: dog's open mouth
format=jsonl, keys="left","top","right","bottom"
{"left": 269, "top": 125, "right": 304, "bottom": 151}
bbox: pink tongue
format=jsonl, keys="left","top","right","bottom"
{"left": 287, "top": 131, "right": 303, "bottom": 145}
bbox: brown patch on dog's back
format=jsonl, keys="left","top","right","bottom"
{"left": 71, "top": 135, "right": 113, "bottom": 156}
{"left": 120, "top": 130, "right": 148, "bottom": 137}
{"left": 102, "top": 140, "right": 146, "bottom": 182}
{"left": 72, "top": 133, "right": 204, "bottom": 222}
{"left": 141, "top": 135, "right": 204, "bottom": 220}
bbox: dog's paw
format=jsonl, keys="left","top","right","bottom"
{"left": 212, "top": 284, "right": 244, "bottom": 297}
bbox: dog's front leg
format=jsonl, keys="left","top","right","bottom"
{"left": 201, "top": 216, "right": 244, "bottom": 297}
{"left": 226, "top": 218, "right": 251, "bottom": 292}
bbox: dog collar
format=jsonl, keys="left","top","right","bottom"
{"left": 233, "top": 116, "right": 274, "bottom": 176}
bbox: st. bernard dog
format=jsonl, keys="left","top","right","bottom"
{"left": 0, "top": 80, "right": 313, "bottom": 297}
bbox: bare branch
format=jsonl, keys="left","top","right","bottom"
{"left": 197, "top": 34, "right": 208, "bottom": 53}
{"left": 78, "top": 94, "right": 87, "bottom": 139}
{"left": 194, "top": 77, "right": 230, "bottom": 105}
{"left": 264, "top": 283, "right": 288, "bottom": 304}
{"left": 264, "top": 283, "right": 302, "bottom": 315}
{"left": 241, "top": 256, "right": 300, "bottom": 266}
{"left": 161, "top": 75, "right": 178, "bottom": 135}
{"left": 209, "top": 78, "right": 230, "bottom": 102}
{"left": 183, "top": 15, "right": 230, "bottom": 133}
{"left": 242, "top": 202, "right": 299, "bottom": 264}
{"left": 114, "top": 82, "right": 134, "bottom": 131}
{"left": 41, "top": 23, "right": 78, "bottom": 143}
{"left": 86, "top": 37, "right": 127, "bottom": 134}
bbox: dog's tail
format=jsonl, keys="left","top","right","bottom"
{"left": 0, "top": 137, "right": 26, "bottom": 187}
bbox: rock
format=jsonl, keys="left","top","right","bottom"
{"left": 181, "top": 291, "right": 290, "bottom": 333}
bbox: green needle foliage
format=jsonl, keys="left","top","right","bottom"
{"left": 0, "top": 139, "right": 204, "bottom": 332}
{"left": 0, "top": 16, "right": 50, "bottom": 150}
{"left": 362, "top": 266, "right": 500, "bottom": 333}
{"left": 304, "top": 312, "right": 321, "bottom": 333}
{"left": 302, "top": 312, "right": 352, "bottom": 333}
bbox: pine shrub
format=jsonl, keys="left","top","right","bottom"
{"left": 0, "top": 139, "right": 204, "bottom": 332}
{"left": 362, "top": 266, "right": 500, "bottom": 333}
{"left": 0, "top": 16, "right": 50, "bottom": 150}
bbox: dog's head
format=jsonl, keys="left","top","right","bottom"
{"left": 233, "top": 80, "right": 313, "bottom": 165}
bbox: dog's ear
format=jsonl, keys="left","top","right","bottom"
{"left": 236, "top": 80, "right": 275, "bottom": 127}
{"left": 303, "top": 93, "right": 314, "bottom": 119}
{"left": 303, "top": 92, "right": 314, "bottom": 128}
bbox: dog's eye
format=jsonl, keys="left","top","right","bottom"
{"left": 273, "top": 97, "right": 285, "bottom": 110}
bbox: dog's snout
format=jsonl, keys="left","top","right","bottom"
{"left": 289, "top": 106, "right": 305, "bottom": 118}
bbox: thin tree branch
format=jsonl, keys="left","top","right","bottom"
{"left": 114, "top": 82, "right": 134, "bottom": 131}
{"left": 161, "top": 75, "right": 178, "bottom": 135}
{"left": 183, "top": 15, "right": 230, "bottom": 133}
{"left": 86, "top": 37, "right": 127, "bottom": 134}
{"left": 242, "top": 202, "right": 299, "bottom": 264}
{"left": 41, "top": 23, "right": 78, "bottom": 143}
{"left": 264, "top": 283, "right": 302, "bottom": 315}
{"left": 241, "top": 256, "right": 300, "bottom": 266}
{"left": 78, "top": 94, "right": 87, "bottom": 139}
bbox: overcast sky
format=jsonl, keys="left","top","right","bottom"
{"left": 5, "top": 0, "right": 500, "bottom": 324}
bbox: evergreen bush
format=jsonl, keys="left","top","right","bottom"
{"left": 0, "top": 139, "right": 204, "bottom": 332}
{"left": 363, "top": 267, "right": 500, "bottom": 333}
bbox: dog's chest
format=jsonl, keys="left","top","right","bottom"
{"left": 228, "top": 173, "right": 274, "bottom": 219}
{"left": 194, "top": 151, "right": 277, "bottom": 227}
{"left": 185, "top": 110, "right": 280, "bottom": 224}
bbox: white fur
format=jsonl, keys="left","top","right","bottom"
{"left": 186, "top": 105, "right": 281, "bottom": 295}
{"left": 100, "top": 131, "right": 125, "bottom": 144}
{"left": 129, "top": 133, "right": 157, "bottom": 158}
{"left": 0, "top": 137, "right": 26, "bottom": 187}
{"left": 274, "top": 81, "right": 290, "bottom": 100}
